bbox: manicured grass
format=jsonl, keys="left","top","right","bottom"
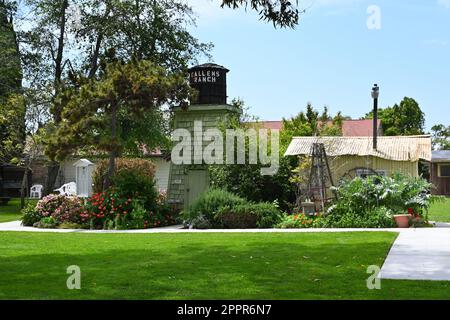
{"left": 429, "top": 197, "right": 450, "bottom": 222}
{"left": 0, "top": 198, "right": 37, "bottom": 223}
{"left": 0, "top": 232, "right": 449, "bottom": 300}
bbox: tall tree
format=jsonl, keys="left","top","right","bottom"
{"left": 220, "top": 0, "right": 302, "bottom": 28}
{"left": 75, "top": 0, "right": 212, "bottom": 76}
{"left": 46, "top": 59, "right": 193, "bottom": 189}
{"left": 0, "top": 0, "right": 25, "bottom": 165}
{"left": 364, "top": 97, "right": 425, "bottom": 136}
{"left": 0, "top": 94, "right": 25, "bottom": 165}
{"left": 17, "top": 0, "right": 71, "bottom": 193}
{"left": 280, "top": 103, "right": 343, "bottom": 152}
{"left": 16, "top": 0, "right": 211, "bottom": 193}
{"left": 431, "top": 124, "right": 450, "bottom": 150}
{"left": 0, "top": 0, "right": 21, "bottom": 97}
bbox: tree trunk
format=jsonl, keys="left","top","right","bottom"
{"left": 44, "top": 163, "right": 60, "bottom": 195}
{"left": 103, "top": 103, "right": 118, "bottom": 190}
{"left": 53, "top": 0, "right": 69, "bottom": 123}
{"left": 87, "top": 3, "right": 111, "bottom": 79}
{"left": 20, "top": 165, "right": 29, "bottom": 209}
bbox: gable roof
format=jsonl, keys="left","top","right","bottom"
{"left": 285, "top": 135, "right": 432, "bottom": 162}
{"left": 251, "top": 119, "right": 382, "bottom": 137}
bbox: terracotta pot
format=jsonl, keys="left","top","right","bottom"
{"left": 393, "top": 214, "right": 411, "bottom": 228}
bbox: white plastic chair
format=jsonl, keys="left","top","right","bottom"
{"left": 30, "top": 184, "right": 43, "bottom": 199}
{"left": 54, "top": 182, "right": 77, "bottom": 196}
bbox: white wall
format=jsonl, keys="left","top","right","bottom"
{"left": 153, "top": 157, "right": 170, "bottom": 192}
{"left": 61, "top": 159, "right": 77, "bottom": 184}
{"left": 60, "top": 157, "right": 170, "bottom": 192}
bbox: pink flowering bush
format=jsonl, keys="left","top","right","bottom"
{"left": 51, "top": 197, "right": 85, "bottom": 224}
{"left": 36, "top": 194, "right": 67, "bottom": 218}
{"left": 31, "top": 194, "right": 86, "bottom": 228}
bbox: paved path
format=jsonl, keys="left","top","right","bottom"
{"left": 0, "top": 220, "right": 403, "bottom": 233}
{"left": 379, "top": 227, "right": 450, "bottom": 281}
{"left": 2, "top": 220, "right": 450, "bottom": 281}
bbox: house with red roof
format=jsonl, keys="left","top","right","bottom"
{"left": 250, "top": 119, "right": 383, "bottom": 137}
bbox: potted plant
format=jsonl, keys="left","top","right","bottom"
{"left": 393, "top": 213, "right": 411, "bottom": 228}
{"left": 393, "top": 208, "right": 418, "bottom": 228}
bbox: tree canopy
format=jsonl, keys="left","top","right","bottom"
{"left": 13, "top": 0, "right": 212, "bottom": 192}
{"left": 46, "top": 59, "right": 193, "bottom": 189}
{"left": 220, "top": 0, "right": 302, "bottom": 28}
{"left": 431, "top": 124, "right": 450, "bottom": 150}
{"left": 0, "top": 0, "right": 25, "bottom": 164}
{"left": 363, "top": 97, "right": 425, "bottom": 136}
{"left": 280, "top": 104, "right": 344, "bottom": 152}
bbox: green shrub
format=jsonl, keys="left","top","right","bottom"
{"left": 111, "top": 169, "right": 158, "bottom": 212}
{"left": 115, "top": 199, "right": 148, "bottom": 230}
{"left": 189, "top": 215, "right": 212, "bottom": 229}
{"left": 182, "top": 188, "right": 247, "bottom": 227}
{"left": 34, "top": 216, "right": 57, "bottom": 229}
{"left": 321, "top": 207, "right": 396, "bottom": 228}
{"left": 216, "top": 202, "right": 283, "bottom": 228}
{"left": 276, "top": 213, "right": 321, "bottom": 229}
{"left": 92, "top": 158, "right": 155, "bottom": 193}
{"left": 59, "top": 222, "right": 88, "bottom": 229}
{"left": 215, "top": 205, "right": 259, "bottom": 228}
{"left": 21, "top": 202, "right": 40, "bottom": 226}
{"left": 156, "top": 191, "right": 178, "bottom": 226}
{"left": 209, "top": 156, "right": 297, "bottom": 212}
{"left": 183, "top": 189, "right": 282, "bottom": 229}
{"left": 328, "top": 173, "right": 433, "bottom": 223}
{"left": 277, "top": 207, "right": 396, "bottom": 229}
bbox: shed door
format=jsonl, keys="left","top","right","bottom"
{"left": 186, "top": 170, "right": 209, "bottom": 208}
{"left": 77, "top": 167, "right": 88, "bottom": 197}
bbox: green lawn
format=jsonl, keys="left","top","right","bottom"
{"left": 429, "top": 197, "right": 450, "bottom": 222}
{"left": 0, "top": 198, "right": 37, "bottom": 223}
{"left": 0, "top": 232, "right": 449, "bottom": 300}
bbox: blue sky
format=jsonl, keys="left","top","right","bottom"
{"left": 189, "top": 0, "right": 450, "bottom": 131}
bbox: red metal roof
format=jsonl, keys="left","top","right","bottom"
{"left": 341, "top": 119, "right": 382, "bottom": 136}
{"left": 252, "top": 119, "right": 382, "bottom": 137}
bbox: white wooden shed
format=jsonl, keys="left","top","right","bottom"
{"left": 73, "top": 159, "right": 94, "bottom": 197}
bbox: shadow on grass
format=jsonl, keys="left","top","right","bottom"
{"left": 0, "top": 232, "right": 449, "bottom": 300}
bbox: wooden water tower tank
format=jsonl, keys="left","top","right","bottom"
{"left": 188, "top": 63, "right": 229, "bottom": 105}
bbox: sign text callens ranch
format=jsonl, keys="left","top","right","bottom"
{"left": 189, "top": 69, "right": 221, "bottom": 83}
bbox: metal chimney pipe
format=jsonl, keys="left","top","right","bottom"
{"left": 371, "top": 84, "right": 379, "bottom": 150}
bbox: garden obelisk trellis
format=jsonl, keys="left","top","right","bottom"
{"left": 308, "top": 143, "right": 337, "bottom": 212}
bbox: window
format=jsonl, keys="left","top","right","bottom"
{"left": 439, "top": 164, "right": 450, "bottom": 177}
{"left": 356, "top": 169, "right": 387, "bottom": 179}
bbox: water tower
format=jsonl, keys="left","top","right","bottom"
{"left": 188, "top": 63, "right": 229, "bottom": 105}
{"left": 167, "top": 63, "right": 240, "bottom": 210}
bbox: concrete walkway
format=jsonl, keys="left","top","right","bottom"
{"left": 0, "top": 220, "right": 403, "bottom": 233}
{"left": 379, "top": 227, "right": 450, "bottom": 281}
{"left": 1, "top": 220, "right": 450, "bottom": 281}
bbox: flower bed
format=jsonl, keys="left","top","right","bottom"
{"left": 21, "top": 190, "right": 177, "bottom": 230}
{"left": 277, "top": 173, "right": 436, "bottom": 229}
